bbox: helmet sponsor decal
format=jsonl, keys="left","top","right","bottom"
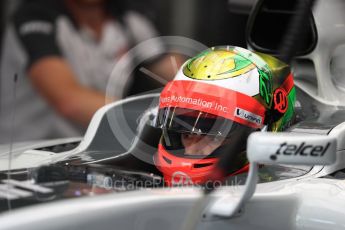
{"left": 273, "top": 88, "right": 288, "bottom": 113}
{"left": 160, "top": 95, "right": 214, "bottom": 110}
{"left": 234, "top": 107, "right": 263, "bottom": 126}
{"left": 159, "top": 80, "right": 266, "bottom": 128}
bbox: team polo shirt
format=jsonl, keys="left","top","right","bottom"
{"left": 0, "top": 0, "right": 164, "bottom": 143}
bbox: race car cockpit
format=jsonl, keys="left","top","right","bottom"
{"left": 1, "top": 1, "right": 345, "bottom": 230}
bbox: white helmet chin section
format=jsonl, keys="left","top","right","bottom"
{"left": 247, "top": 132, "right": 337, "bottom": 165}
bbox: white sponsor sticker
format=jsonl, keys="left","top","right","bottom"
{"left": 234, "top": 107, "right": 262, "bottom": 125}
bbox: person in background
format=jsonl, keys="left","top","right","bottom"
{"left": 0, "top": 0, "right": 183, "bottom": 143}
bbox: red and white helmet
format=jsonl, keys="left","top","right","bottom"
{"left": 154, "top": 46, "right": 295, "bottom": 186}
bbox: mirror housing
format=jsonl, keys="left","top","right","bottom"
{"left": 247, "top": 132, "right": 337, "bottom": 165}
{"left": 207, "top": 132, "right": 337, "bottom": 219}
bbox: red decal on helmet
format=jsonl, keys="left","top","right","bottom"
{"left": 159, "top": 80, "right": 266, "bottom": 129}
{"left": 171, "top": 171, "right": 194, "bottom": 186}
{"left": 273, "top": 88, "right": 288, "bottom": 113}
{"left": 281, "top": 73, "right": 294, "bottom": 94}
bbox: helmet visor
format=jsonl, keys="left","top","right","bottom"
{"left": 157, "top": 107, "right": 255, "bottom": 137}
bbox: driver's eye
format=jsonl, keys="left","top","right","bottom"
{"left": 182, "top": 133, "right": 192, "bottom": 139}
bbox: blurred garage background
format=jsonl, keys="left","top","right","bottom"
{"left": 0, "top": 0, "right": 248, "bottom": 47}
{"left": 0, "top": 0, "right": 247, "bottom": 94}
{"left": 0, "top": 0, "right": 248, "bottom": 95}
{"left": 0, "top": 0, "right": 251, "bottom": 144}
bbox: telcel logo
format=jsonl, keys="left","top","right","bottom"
{"left": 270, "top": 142, "right": 331, "bottom": 160}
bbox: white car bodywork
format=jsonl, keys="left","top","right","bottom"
{"left": 1, "top": 0, "right": 345, "bottom": 229}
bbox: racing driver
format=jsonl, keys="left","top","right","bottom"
{"left": 153, "top": 46, "right": 296, "bottom": 186}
